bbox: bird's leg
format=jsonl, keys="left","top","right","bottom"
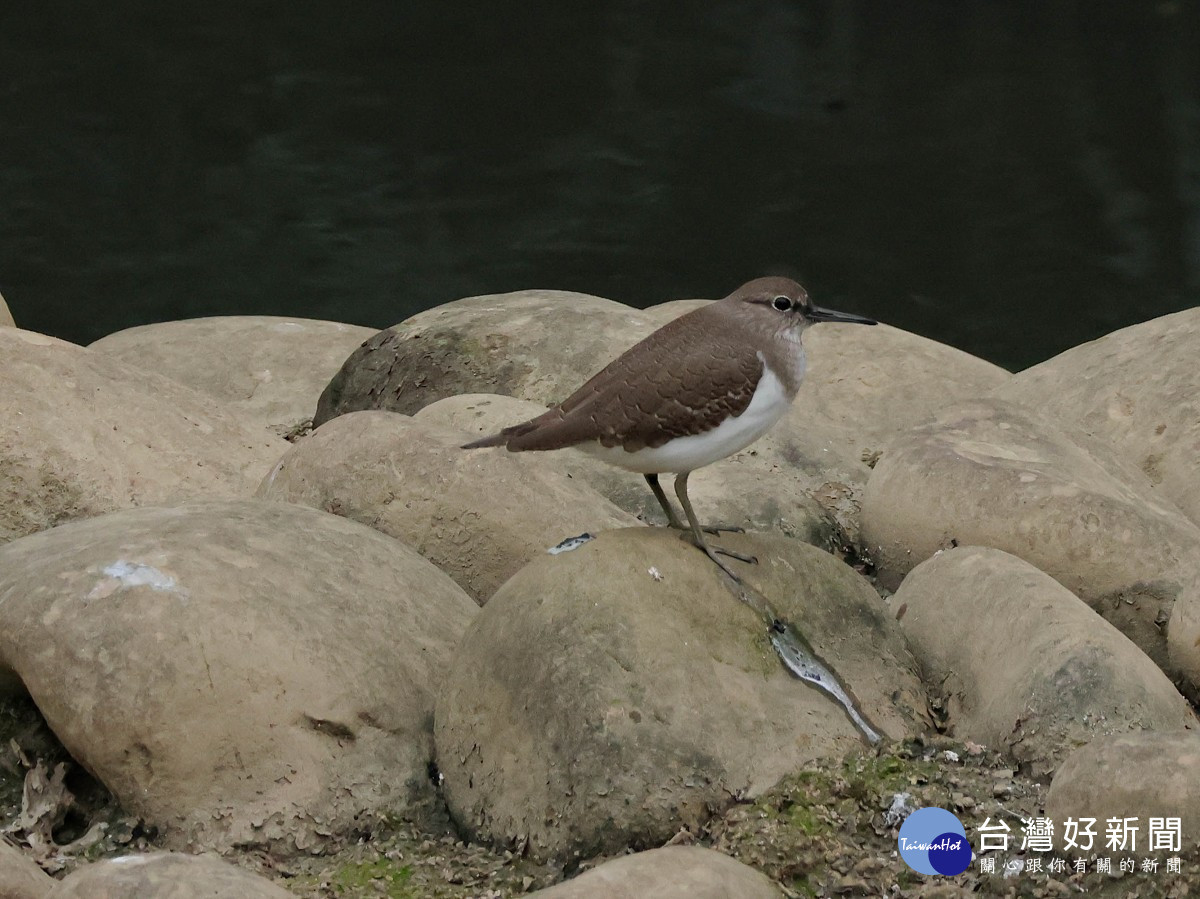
{"left": 644, "top": 473, "right": 686, "bottom": 529}
{"left": 673, "top": 472, "right": 757, "bottom": 580}
{"left": 644, "top": 473, "right": 745, "bottom": 535}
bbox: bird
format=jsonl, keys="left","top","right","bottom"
{"left": 461, "top": 276, "right": 876, "bottom": 580}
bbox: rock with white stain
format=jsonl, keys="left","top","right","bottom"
{"left": 258, "top": 411, "right": 639, "bottom": 603}
{"left": 1045, "top": 731, "right": 1200, "bottom": 853}
{"left": 0, "top": 328, "right": 286, "bottom": 546}
{"left": 861, "top": 397, "right": 1200, "bottom": 694}
{"left": 313, "top": 289, "right": 658, "bottom": 427}
{"left": 0, "top": 839, "right": 53, "bottom": 899}
{"left": 434, "top": 528, "right": 926, "bottom": 862}
{"left": 527, "top": 846, "right": 782, "bottom": 898}
{"left": 90, "top": 316, "right": 377, "bottom": 438}
{"left": 416, "top": 394, "right": 838, "bottom": 548}
{"left": 0, "top": 500, "right": 477, "bottom": 853}
{"left": 895, "top": 546, "right": 1195, "bottom": 776}
{"left": 44, "top": 853, "right": 293, "bottom": 898}
{"left": 993, "top": 306, "right": 1200, "bottom": 528}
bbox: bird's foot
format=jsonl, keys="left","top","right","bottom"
{"left": 702, "top": 523, "right": 746, "bottom": 536}
{"left": 677, "top": 531, "right": 758, "bottom": 581}
{"left": 712, "top": 544, "right": 757, "bottom": 564}
{"left": 704, "top": 544, "right": 755, "bottom": 583}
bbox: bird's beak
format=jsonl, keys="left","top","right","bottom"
{"left": 808, "top": 304, "right": 877, "bottom": 325}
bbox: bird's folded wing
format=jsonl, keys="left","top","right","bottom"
{"left": 503, "top": 336, "right": 764, "bottom": 452}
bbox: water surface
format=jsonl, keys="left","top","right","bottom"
{"left": 2, "top": 2, "right": 1197, "bottom": 369}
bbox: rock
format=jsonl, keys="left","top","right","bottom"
{"left": 527, "top": 846, "right": 782, "bottom": 898}
{"left": 434, "top": 528, "right": 926, "bottom": 862}
{"left": 695, "top": 321, "right": 1007, "bottom": 545}
{"left": 766, "top": 322, "right": 1010, "bottom": 482}
{"left": 0, "top": 290, "right": 14, "bottom": 328}
{"left": 44, "top": 852, "right": 293, "bottom": 898}
{"left": 0, "top": 328, "right": 286, "bottom": 546}
{"left": 894, "top": 546, "right": 1195, "bottom": 776}
{"left": 1045, "top": 731, "right": 1200, "bottom": 852}
{"left": 258, "top": 410, "right": 639, "bottom": 603}
{"left": 0, "top": 840, "right": 53, "bottom": 899}
{"left": 993, "top": 306, "right": 1200, "bottom": 528}
{"left": 0, "top": 500, "right": 477, "bottom": 853}
{"left": 313, "top": 289, "right": 657, "bottom": 427}
{"left": 89, "top": 316, "right": 377, "bottom": 438}
{"left": 416, "top": 394, "right": 837, "bottom": 547}
{"left": 861, "top": 397, "right": 1200, "bottom": 691}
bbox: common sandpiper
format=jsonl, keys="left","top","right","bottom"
{"left": 462, "top": 276, "right": 876, "bottom": 580}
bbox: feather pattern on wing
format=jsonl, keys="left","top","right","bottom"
{"left": 462, "top": 303, "right": 767, "bottom": 453}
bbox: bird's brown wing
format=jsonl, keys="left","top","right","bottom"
{"left": 463, "top": 308, "right": 764, "bottom": 452}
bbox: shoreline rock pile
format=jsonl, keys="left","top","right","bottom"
{"left": 1, "top": 293, "right": 1197, "bottom": 896}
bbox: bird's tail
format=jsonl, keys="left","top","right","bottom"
{"left": 461, "top": 432, "right": 508, "bottom": 449}
{"left": 460, "top": 419, "right": 541, "bottom": 450}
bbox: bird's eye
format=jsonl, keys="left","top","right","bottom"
{"left": 772, "top": 295, "right": 793, "bottom": 311}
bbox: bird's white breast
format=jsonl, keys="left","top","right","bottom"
{"left": 580, "top": 351, "right": 800, "bottom": 474}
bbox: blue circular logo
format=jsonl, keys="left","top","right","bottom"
{"left": 898, "top": 807, "right": 971, "bottom": 875}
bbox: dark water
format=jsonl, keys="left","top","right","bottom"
{"left": 2, "top": 2, "right": 1197, "bottom": 370}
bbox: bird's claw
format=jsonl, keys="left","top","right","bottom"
{"left": 677, "top": 531, "right": 758, "bottom": 580}
{"left": 702, "top": 523, "right": 746, "bottom": 536}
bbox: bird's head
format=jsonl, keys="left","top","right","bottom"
{"left": 727, "top": 276, "right": 876, "bottom": 339}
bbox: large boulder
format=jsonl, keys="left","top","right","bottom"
{"left": 44, "top": 853, "right": 293, "bottom": 898}
{"left": 258, "top": 411, "right": 639, "bottom": 603}
{"left": 0, "top": 840, "right": 53, "bottom": 899}
{"left": 313, "top": 290, "right": 657, "bottom": 427}
{"left": 416, "top": 394, "right": 838, "bottom": 547}
{"left": 861, "top": 397, "right": 1200, "bottom": 693}
{"left": 434, "top": 528, "right": 926, "bottom": 862}
{"left": 0, "top": 328, "right": 286, "bottom": 545}
{"left": 994, "top": 306, "right": 1200, "bottom": 527}
{"left": 1045, "top": 731, "right": 1200, "bottom": 853}
{"left": 0, "top": 500, "right": 478, "bottom": 853}
{"left": 0, "top": 290, "right": 14, "bottom": 327}
{"left": 90, "top": 316, "right": 377, "bottom": 437}
{"left": 895, "top": 546, "right": 1195, "bottom": 776}
{"left": 528, "top": 846, "right": 782, "bottom": 898}
{"left": 765, "top": 321, "right": 1010, "bottom": 487}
